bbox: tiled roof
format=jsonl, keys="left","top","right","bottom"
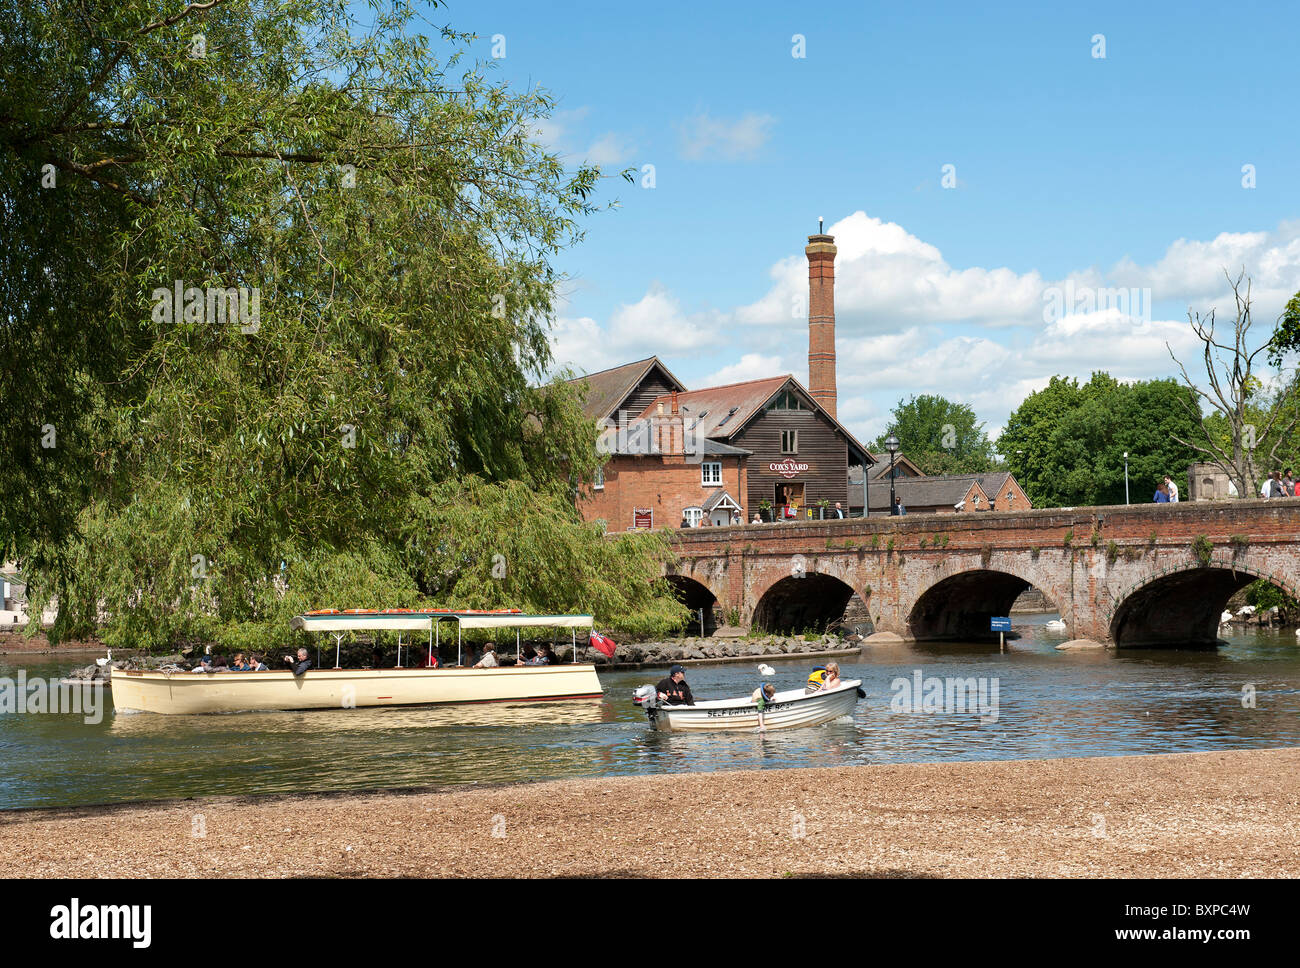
{"left": 566, "top": 357, "right": 686, "bottom": 421}
{"left": 865, "top": 477, "right": 987, "bottom": 510}
{"left": 701, "top": 488, "right": 742, "bottom": 513}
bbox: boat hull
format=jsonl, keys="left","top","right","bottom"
{"left": 645, "top": 680, "right": 861, "bottom": 732}
{"left": 111, "top": 665, "right": 603, "bottom": 715}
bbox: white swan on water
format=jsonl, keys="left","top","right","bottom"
{"left": 758, "top": 664, "right": 775, "bottom": 676}
{"left": 1044, "top": 619, "right": 1067, "bottom": 631}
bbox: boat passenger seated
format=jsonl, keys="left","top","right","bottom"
{"left": 805, "top": 666, "right": 828, "bottom": 694}
{"left": 474, "top": 644, "right": 500, "bottom": 668}
{"left": 656, "top": 665, "right": 695, "bottom": 706}
{"left": 523, "top": 644, "right": 554, "bottom": 666}
{"left": 230, "top": 653, "right": 250, "bottom": 671}
{"left": 282, "top": 648, "right": 313, "bottom": 676}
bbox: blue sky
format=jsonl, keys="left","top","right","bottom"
{"left": 435, "top": 0, "right": 1300, "bottom": 445}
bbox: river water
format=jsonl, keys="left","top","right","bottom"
{"left": 2, "top": 615, "right": 1299, "bottom": 810}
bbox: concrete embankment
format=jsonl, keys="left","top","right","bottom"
{"left": 2, "top": 748, "right": 1297, "bottom": 878}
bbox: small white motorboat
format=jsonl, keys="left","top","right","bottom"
{"left": 632, "top": 680, "right": 862, "bottom": 732}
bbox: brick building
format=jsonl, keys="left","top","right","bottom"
{"left": 572, "top": 231, "right": 875, "bottom": 530}
{"left": 849, "top": 453, "right": 1033, "bottom": 515}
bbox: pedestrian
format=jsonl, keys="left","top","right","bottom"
{"left": 1153, "top": 482, "right": 1170, "bottom": 503}
{"left": 891, "top": 496, "right": 906, "bottom": 516}
{"left": 1163, "top": 475, "right": 1180, "bottom": 503}
{"left": 679, "top": 514, "right": 690, "bottom": 528}
{"left": 1285, "top": 469, "right": 1295, "bottom": 496}
{"left": 832, "top": 501, "right": 845, "bottom": 519}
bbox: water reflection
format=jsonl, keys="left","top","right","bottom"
{"left": 1, "top": 619, "right": 1299, "bottom": 810}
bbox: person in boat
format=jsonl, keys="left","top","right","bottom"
{"left": 656, "top": 665, "right": 695, "bottom": 705}
{"left": 249, "top": 653, "right": 268, "bottom": 671}
{"left": 192, "top": 655, "right": 214, "bottom": 674}
{"left": 283, "top": 648, "right": 313, "bottom": 675}
{"left": 231, "top": 653, "right": 249, "bottom": 671}
{"left": 474, "top": 643, "right": 500, "bottom": 668}
{"left": 821, "top": 662, "right": 842, "bottom": 691}
{"left": 805, "top": 666, "right": 828, "bottom": 693}
{"left": 751, "top": 683, "right": 776, "bottom": 706}
{"left": 523, "top": 643, "right": 555, "bottom": 665}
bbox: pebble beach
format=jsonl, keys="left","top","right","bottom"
{"left": 2, "top": 747, "right": 1298, "bottom": 878}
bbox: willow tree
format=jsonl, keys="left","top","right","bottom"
{"left": 2, "top": 0, "right": 684, "bottom": 646}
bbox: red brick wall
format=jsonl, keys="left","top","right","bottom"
{"left": 578, "top": 454, "right": 747, "bottom": 531}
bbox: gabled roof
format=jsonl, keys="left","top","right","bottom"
{"left": 701, "top": 488, "right": 742, "bottom": 513}
{"left": 866, "top": 477, "right": 989, "bottom": 511}
{"left": 866, "top": 453, "right": 927, "bottom": 480}
{"left": 567, "top": 356, "right": 686, "bottom": 421}
{"left": 639, "top": 375, "right": 875, "bottom": 465}
{"left": 596, "top": 415, "right": 753, "bottom": 458}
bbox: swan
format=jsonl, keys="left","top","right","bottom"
{"left": 1237, "top": 605, "right": 1256, "bottom": 616}
{"left": 758, "top": 663, "right": 776, "bottom": 676}
{"left": 1220, "top": 611, "right": 1233, "bottom": 625}
{"left": 95, "top": 648, "right": 114, "bottom": 668}
{"left": 1044, "top": 619, "right": 1067, "bottom": 631}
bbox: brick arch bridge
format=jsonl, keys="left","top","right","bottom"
{"left": 661, "top": 500, "right": 1300, "bottom": 647}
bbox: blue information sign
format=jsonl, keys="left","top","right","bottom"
{"left": 990, "top": 617, "right": 1012, "bottom": 632}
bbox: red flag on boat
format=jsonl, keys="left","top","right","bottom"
{"left": 588, "top": 631, "right": 617, "bottom": 658}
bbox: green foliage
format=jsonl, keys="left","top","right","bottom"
{"left": 1105, "top": 540, "right": 1119, "bottom": 566}
{"left": 1268, "top": 290, "right": 1300, "bottom": 367}
{"left": 1090, "top": 525, "right": 1102, "bottom": 547}
{"left": 1244, "top": 579, "right": 1299, "bottom": 611}
{"left": 1030, "top": 546, "right": 1041, "bottom": 560}
{"left": 999, "top": 374, "right": 1203, "bottom": 508}
{"left": 873, "top": 394, "right": 997, "bottom": 474}
{"left": 1063, "top": 528, "right": 1074, "bottom": 548}
{"left": 1192, "top": 534, "right": 1214, "bottom": 567}
{"left": 5, "top": 1, "right": 677, "bottom": 648}
{"left": 980, "top": 546, "right": 993, "bottom": 567}
{"left": 1229, "top": 535, "right": 1250, "bottom": 551}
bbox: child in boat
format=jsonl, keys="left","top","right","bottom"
{"left": 751, "top": 683, "right": 776, "bottom": 706}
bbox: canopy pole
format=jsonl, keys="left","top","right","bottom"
{"left": 516, "top": 629, "right": 520, "bottom": 662}
{"left": 457, "top": 624, "right": 462, "bottom": 668}
{"left": 333, "top": 633, "right": 342, "bottom": 670}
{"left": 571, "top": 628, "right": 577, "bottom": 664}
{"left": 431, "top": 621, "right": 437, "bottom": 667}
{"left": 397, "top": 632, "right": 403, "bottom": 668}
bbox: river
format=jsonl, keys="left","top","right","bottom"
{"left": 2, "top": 615, "right": 1298, "bottom": 810}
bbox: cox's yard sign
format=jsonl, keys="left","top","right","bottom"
{"left": 769, "top": 459, "right": 810, "bottom": 479}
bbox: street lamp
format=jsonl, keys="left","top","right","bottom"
{"left": 1123, "top": 452, "right": 1129, "bottom": 505}
{"left": 886, "top": 434, "right": 900, "bottom": 514}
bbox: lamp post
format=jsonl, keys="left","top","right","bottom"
{"left": 1123, "top": 451, "right": 1129, "bottom": 505}
{"left": 886, "top": 434, "right": 899, "bottom": 514}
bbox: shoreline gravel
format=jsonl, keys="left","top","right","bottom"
{"left": 2, "top": 747, "right": 1298, "bottom": 878}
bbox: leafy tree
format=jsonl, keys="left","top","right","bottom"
{"left": 873, "top": 394, "right": 996, "bottom": 475}
{"left": 4, "top": 1, "right": 682, "bottom": 646}
{"left": 1268, "top": 290, "right": 1300, "bottom": 366}
{"left": 1000, "top": 374, "right": 1203, "bottom": 507}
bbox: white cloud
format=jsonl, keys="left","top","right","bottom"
{"left": 702, "top": 353, "right": 786, "bottom": 387}
{"left": 583, "top": 132, "right": 636, "bottom": 167}
{"left": 678, "top": 112, "right": 776, "bottom": 161}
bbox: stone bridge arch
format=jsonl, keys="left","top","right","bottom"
{"left": 1106, "top": 553, "right": 1300, "bottom": 649}
{"left": 751, "top": 569, "right": 865, "bottom": 635}
{"left": 907, "top": 553, "right": 1072, "bottom": 642}
{"left": 664, "top": 574, "right": 722, "bottom": 635}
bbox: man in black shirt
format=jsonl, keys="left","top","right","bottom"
{"left": 655, "top": 664, "right": 694, "bottom": 705}
{"left": 283, "top": 647, "right": 313, "bottom": 676}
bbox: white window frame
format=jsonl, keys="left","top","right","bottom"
{"left": 701, "top": 461, "right": 722, "bottom": 486}
{"left": 683, "top": 507, "right": 703, "bottom": 527}
{"left": 593, "top": 466, "right": 605, "bottom": 490}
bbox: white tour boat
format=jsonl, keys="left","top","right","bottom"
{"left": 632, "top": 679, "right": 863, "bottom": 732}
{"left": 111, "top": 609, "right": 604, "bottom": 715}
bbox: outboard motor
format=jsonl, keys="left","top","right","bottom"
{"left": 632, "top": 684, "right": 658, "bottom": 708}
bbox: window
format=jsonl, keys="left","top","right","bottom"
{"left": 701, "top": 461, "right": 722, "bottom": 486}
{"left": 781, "top": 430, "right": 798, "bottom": 454}
{"left": 682, "top": 507, "right": 703, "bottom": 527}
{"left": 593, "top": 466, "right": 605, "bottom": 490}
{"left": 765, "top": 389, "right": 805, "bottom": 411}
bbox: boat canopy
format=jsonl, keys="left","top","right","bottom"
{"left": 290, "top": 610, "right": 595, "bottom": 633}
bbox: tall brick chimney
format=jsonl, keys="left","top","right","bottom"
{"left": 805, "top": 224, "right": 837, "bottom": 417}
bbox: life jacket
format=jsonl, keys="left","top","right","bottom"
{"left": 807, "top": 667, "right": 828, "bottom": 690}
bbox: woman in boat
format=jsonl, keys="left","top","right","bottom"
{"left": 821, "top": 662, "right": 842, "bottom": 691}
{"left": 474, "top": 643, "right": 500, "bottom": 668}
